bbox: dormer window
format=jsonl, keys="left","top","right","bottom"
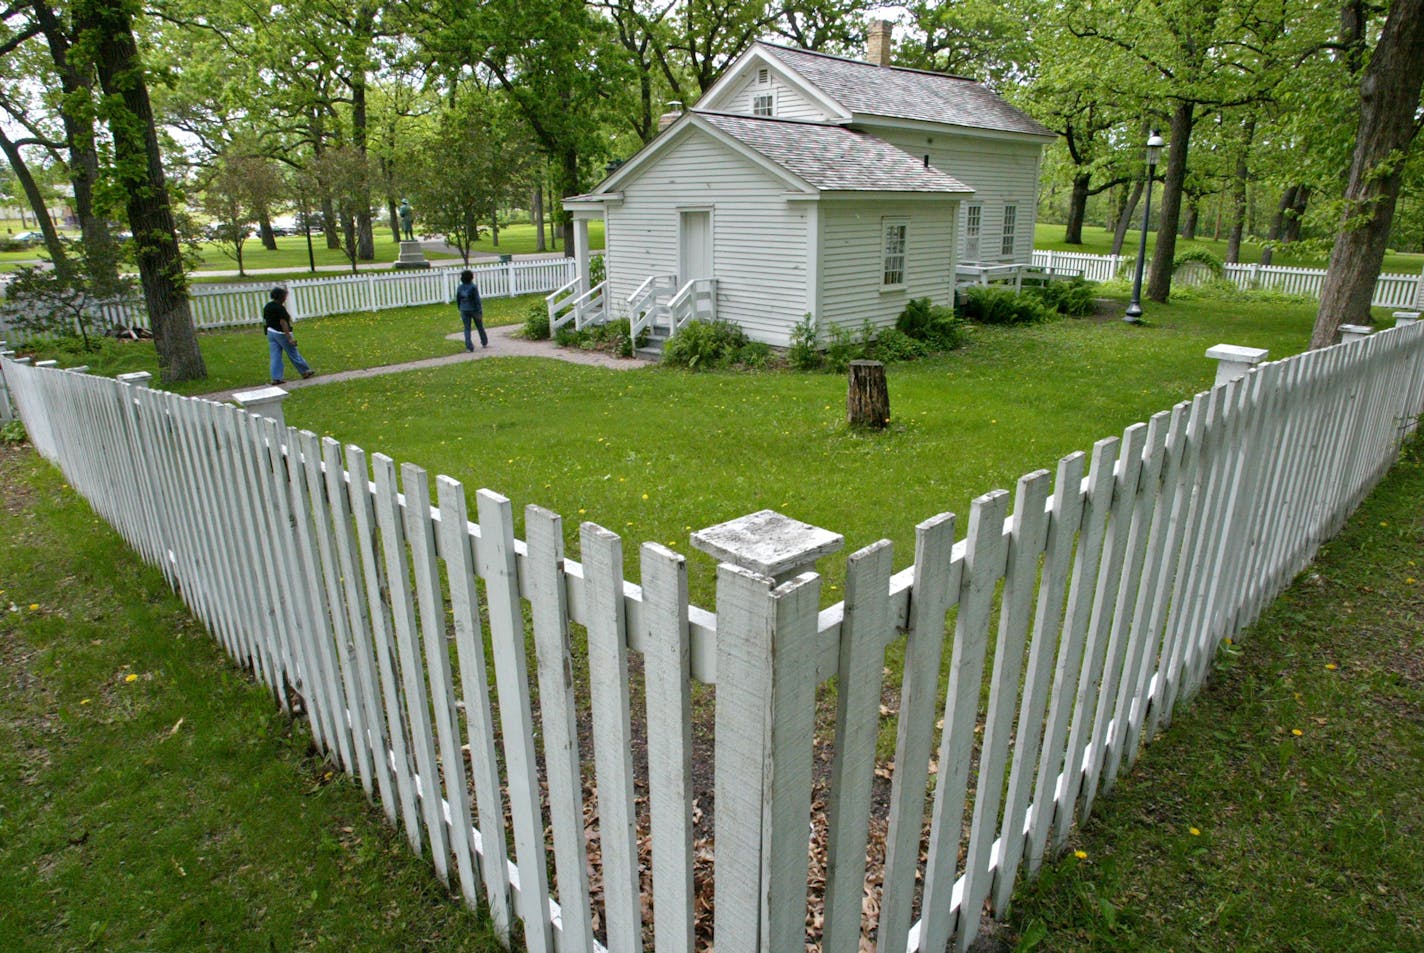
{"left": 753, "top": 93, "right": 774, "bottom": 117}
{"left": 757, "top": 67, "right": 769, "bottom": 84}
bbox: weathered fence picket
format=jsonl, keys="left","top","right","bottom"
{"left": 4, "top": 316, "right": 1422, "bottom": 953}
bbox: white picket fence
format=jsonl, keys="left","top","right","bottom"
{"left": 3, "top": 319, "right": 1423, "bottom": 953}
{"left": 1031, "top": 249, "right": 1424, "bottom": 309}
{"left": 0, "top": 257, "right": 579, "bottom": 345}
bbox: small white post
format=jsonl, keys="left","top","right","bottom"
{"left": 116, "top": 371, "right": 152, "bottom": 386}
{"left": 573, "top": 218, "right": 592, "bottom": 293}
{"left": 35, "top": 359, "right": 59, "bottom": 368}
{"left": 1339, "top": 323, "right": 1374, "bottom": 344}
{"left": 66, "top": 365, "right": 88, "bottom": 374}
{"left": 1415, "top": 263, "right": 1424, "bottom": 309}
{"left": 694, "top": 510, "right": 842, "bottom": 953}
{"left": 1205, "top": 343, "right": 1269, "bottom": 387}
{"left": 232, "top": 384, "right": 291, "bottom": 428}
{"left": 1393, "top": 310, "right": 1420, "bottom": 327}
{"left": 507, "top": 256, "right": 518, "bottom": 296}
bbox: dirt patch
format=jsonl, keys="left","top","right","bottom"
{"left": 0, "top": 443, "right": 39, "bottom": 517}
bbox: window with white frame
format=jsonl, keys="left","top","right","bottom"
{"left": 753, "top": 92, "right": 774, "bottom": 117}
{"left": 882, "top": 219, "right": 908, "bottom": 286}
{"left": 1001, "top": 205, "right": 1018, "bottom": 257}
{"left": 965, "top": 204, "right": 982, "bottom": 261}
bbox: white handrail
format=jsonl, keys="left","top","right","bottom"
{"left": 628, "top": 274, "right": 677, "bottom": 343}
{"left": 667, "top": 278, "right": 716, "bottom": 334}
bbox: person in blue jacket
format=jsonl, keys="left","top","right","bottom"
{"left": 456, "top": 269, "right": 487, "bottom": 350}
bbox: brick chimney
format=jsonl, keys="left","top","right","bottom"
{"left": 867, "top": 20, "right": 893, "bottom": 67}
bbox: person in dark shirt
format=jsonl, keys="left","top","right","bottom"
{"left": 455, "top": 269, "right": 487, "bottom": 350}
{"left": 263, "top": 287, "right": 315, "bottom": 384}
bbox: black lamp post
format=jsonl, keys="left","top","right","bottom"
{"left": 1124, "top": 130, "right": 1166, "bottom": 323}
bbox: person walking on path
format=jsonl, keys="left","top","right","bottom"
{"left": 263, "top": 287, "right": 315, "bottom": 384}
{"left": 455, "top": 269, "right": 487, "bottom": 351}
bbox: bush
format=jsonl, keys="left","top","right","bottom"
{"left": 787, "top": 314, "right": 821, "bottom": 370}
{"left": 0, "top": 420, "right": 25, "bottom": 445}
{"left": 662, "top": 319, "right": 757, "bottom": 370}
{"left": 960, "top": 286, "right": 1058, "bottom": 325}
{"left": 522, "top": 302, "right": 550, "bottom": 340}
{"left": 553, "top": 317, "right": 647, "bottom": 357}
{"left": 1030, "top": 277, "right": 1097, "bottom": 317}
{"left": 870, "top": 327, "right": 930, "bottom": 362}
{"left": 896, "top": 297, "right": 967, "bottom": 350}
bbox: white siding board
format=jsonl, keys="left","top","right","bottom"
{"left": 605, "top": 131, "right": 811, "bottom": 345}
{"left": 819, "top": 198, "right": 956, "bottom": 333}
{"left": 714, "top": 71, "right": 830, "bottom": 122}
{"left": 875, "top": 130, "right": 1041, "bottom": 264}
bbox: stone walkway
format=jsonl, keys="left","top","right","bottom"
{"left": 200, "top": 323, "right": 644, "bottom": 402}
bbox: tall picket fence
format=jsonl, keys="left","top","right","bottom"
{"left": 3, "top": 320, "right": 1423, "bottom": 953}
{"left": 0, "top": 257, "right": 579, "bottom": 345}
{"left": 1031, "top": 249, "right": 1424, "bottom": 309}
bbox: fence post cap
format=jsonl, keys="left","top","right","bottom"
{"left": 232, "top": 385, "right": 290, "bottom": 406}
{"left": 1338, "top": 324, "right": 1374, "bottom": 337}
{"left": 1391, "top": 311, "right": 1419, "bottom": 325}
{"left": 35, "top": 359, "right": 59, "bottom": 368}
{"left": 116, "top": 371, "right": 152, "bottom": 385}
{"left": 692, "top": 508, "right": 843, "bottom": 584}
{"left": 1204, "top": 344, "right": 1269, "bottom": 364}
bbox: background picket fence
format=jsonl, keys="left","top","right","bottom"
{"left": 1031, "top": 249, "right": 1424, "bottom": 309}
{"left": 0, "top": 257, "right": 579, "bottom": 345}
{"left": 3, "top": 320, "right": 1423, "bottom": 953}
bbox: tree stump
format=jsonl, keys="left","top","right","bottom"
{"left": 847, "top": 359, "right": 889, "bottom": 429}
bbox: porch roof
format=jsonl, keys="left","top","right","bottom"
{"left": 696, "top": 113, "right": 973, "bottom": 194}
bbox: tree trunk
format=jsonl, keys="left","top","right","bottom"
{"left": 351, "top": 62, "right": 374, "bottom": 260}
{"left": 1111, "top": 177, "right": 1144, "bottom": 256}
{"left": 0, "top": 128, "right": 66, "bottom": 266}
{"left": 559, "top": 147, "right": 578, "bottom": 256}
{"left": 1146, "top": 101, "right": 1194, "bottom": 303}
{"left": 1180, "top": 195, "right": 1199, "bottom": 241}
{"left": 75, "top": 0, "right": 205, "bottom": 382}
{"left": 387, "top": 196, "right": 401, "bottom": 244}
{"left": 33, "top": 0, "right": 116, "bottom": 284}
{"left": 1312, "top": 0, "right": 1424, "bottom": 348}
{"left": 847, "top": 360, "right": 889, "bottom": 429}
{"left": 1226, "top": 118, "right": 1255, "bottom": 263}
{"left": 258, "top": 212, "right": 277, "bottom": 251}
{"left": 1064, "top": 172, "right": 1090, "bottom": 244}
{"left": 532, "top": 185, "right": 545, "bottom": 252}
{"left": 1283, "top": 185, "right": 1309, "bottom": 243}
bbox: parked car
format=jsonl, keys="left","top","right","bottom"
{"left": 10, "top": 230, "right": 44, "bottom": 245}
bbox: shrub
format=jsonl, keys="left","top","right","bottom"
{"left": 787, "top": 315, "right": 822, "bottom": 370}
{"left": 823, "top": 322, "right": 865, "bottom": 373}
{"left": 870, "top": 327, "right": 930, "bottom": 362}
{"left": 662, "top": 319, "right": 755, "bottom": 369}
{"left": 1030, "top": 277, "right": 1097, "bottom": 317}
{"left": 0, "top": 420, "right": 26, "bottom": 445}
{"left": 896, "top": 297, "right": 967, "bottom": 350}
{"left": 552, "top": 318, "right": 647, "bottom": 357}
{"left": 960, "top": 286, "right": 1057, "bottom": 325}
{"left": 522, "top": 302, "right": 550, "bottom": 340}
{"left": 589, "top": 254, "right": 606, "bottom": 287}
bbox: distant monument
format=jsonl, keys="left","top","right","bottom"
{"left": 394, "top": 198, "right": 429, "bottom": 269}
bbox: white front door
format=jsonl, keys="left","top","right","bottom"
{"left": 679, "top": 209, "right": 713, "bottom": 284}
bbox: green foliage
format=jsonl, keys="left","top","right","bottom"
{"left": 823, "top": 322, "right": 862, "bottom": 373}
{"left": 961, "top": 286, "right": 1059, "bottom": 326}
{"left": 2, "top": 244, "right": 140, "bottom": 349}
{"left": 870, "top": 327, "right": 932, "bottom": 362}
{"left": 590, "top": 253, "right": 606, "bottom": 287}
{"left": 788, "top": 314, "right": 822, "bottom": 370}
{"left": 1172, "top": 248, "right": 1226, "bottom": 278}
{"left": 1029, "top": 277, "right": 1098, "bottom": 317}
{"left": 896, "top": 297, "right": 969, "bottom": 349}
{"left": 522, "top": 302, "right": 551, "bottom": 340}
{"left": 661, "top": 319, "right": 760, "bottom": 370}
{"left": 0, "top": 419, "right": 26, "bottom": 444}
{"left": 554, "top": 317, "right": 647, "bottom": 357}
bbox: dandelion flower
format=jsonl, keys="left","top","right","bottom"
{"left": 1189, "top": 827, "right": 1201, "bottom": 836}
{"left": 641, "top": 493, "right": 649, "bottom": 501}
{"left": 1325, "top": 663, "right": 1338, "bottom": 671}
{"left": 80, "top": 698, "right": 92, "bottom": 705}
{"left": 1291, "top": 728, "right": 1303, "bottom": 737}
{"left": 125, "top": 674, "right": 138, "bottom": 683}
{"left": 1073, "top": 850, "right": 1087, "bottom": 860}
{"left": 28, "top": 603, "right": 39, "bottom": 611}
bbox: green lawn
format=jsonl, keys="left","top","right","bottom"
{"left": 16, "top": 294, "right": 542, "bottom": 395}
{"left": 0, "top": 446, "right": 504, "bottom": 952}
{"left": 1009, "top": 433, "right": 1424, "bottom": 951}
{"left": 282, "top": 290, "right": 1326, "bottom": 607}
{"left": 1035, "top": 222, "right": 1424, "bottom": 275}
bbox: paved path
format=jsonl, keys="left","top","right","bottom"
{"left": 199, "top": 323, "right": 644, "bottom": 402}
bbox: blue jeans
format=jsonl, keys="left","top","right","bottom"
{"left": 461, "top": 311, "right": 487, "bottom": 349}
{"left": 267, "top": 329, "right": 312, "bottom": 381}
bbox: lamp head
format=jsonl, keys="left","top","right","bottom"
{"left": 1146, "top": 131, "right": 1165, "bottom": 166}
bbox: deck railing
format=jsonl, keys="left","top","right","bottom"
{"left": 628, "top": 274, "right": 677, "bottom": 344}
{"left": 3, "top": 316, "right": 1422, "bottom": 953}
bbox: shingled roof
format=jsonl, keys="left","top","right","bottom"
{"left": 698, "top": 112, "right": 973, "bottom": 193}
{"left": 758, "top": 43, "right": 1054, "bottom": 138}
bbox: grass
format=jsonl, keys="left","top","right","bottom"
{"left": 0, "top": 446, "right": 504, "bottom": 952}
{"left": 1008, "top": 432, "right": 1424, "bottom": 951}
{"left": 282, "top": 288, "right": 1329, "bottom": 608}
{"left": 1034, "top": 222, "right": 1424, "bottom": 275}
{"left": 14, "top": 294, "right": 543, "bottom": 395}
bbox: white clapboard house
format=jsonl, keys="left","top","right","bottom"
{"left": 552, "top": 24, "right": 1055, "bottom": 347}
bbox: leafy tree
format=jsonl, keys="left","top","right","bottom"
{"left": 310, "top": 144, "right": 370, "bottom": 274}
{"left": 1312, "top": 0, "right": 1424, "bottom": 347}
{"left": 200, "top": 153, "right": 284, "bottom": 276}
{"left": 3, "top": 242, "right": 140, "bottom": 350}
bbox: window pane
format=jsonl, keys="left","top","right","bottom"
{"left": 1001, "top": 206, "right": 1017, "bottom": 256}
{"left": 883, "top": 222, "right": 907, "bottom": 285}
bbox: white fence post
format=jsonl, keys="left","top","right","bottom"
{"left": 1206, "top": 344, "right": 1269, "bottom": 386}
{"left": 231, "top": 385, "right": 291, "bottom": 428}
{"left": 1416, "top": 264, "right": 1424, "bottom": 309}
{"left": 694, "top": 509, "right": 841, "bottom": 953}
